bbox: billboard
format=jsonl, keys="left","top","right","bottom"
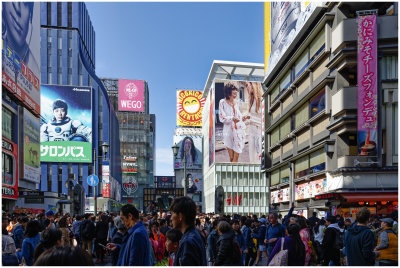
{"left": 214, "top": 80, "right": 264, "bottom": 164}
{"left": 357, "top": 15, "right": 378, "bottom": 156}
{"left": 118, "top": 79, "right": 144, "bottom": 112}
{"left": 173, "top": 135, "right": 202, "bottom": 169}
{"left": 40, "top": 85, "right": 92, "bottom": 162}
{"left": 209, "top": 88, "right": 215, "bottom": 166}
{"left": 179, "top": 172, "right": 202, "bottom": 194}
{"left": 2, "top": 2, "right": 41, "bottom": 115}
{"left": 176, "top": 90, "right": 205, "bottom": 127}
{"left": 156, "top": 176, "right": 175, "bottom": 188}
{"left": 102, "top": 165, "right": 110, "bottom": 198}
{"left": 23, "top": 109, "right": 40, "bottom": 183}
{"left": 122, "top": 176, "right": 138, "bottom": 197}
{"left": 295, "top": 178, "right": 327, "bottom": 200}
{"left": 264, "top": 2, "right": 318, "bottom": 76}
{"left": 270, "top": 187, "right": 290, "bottom": 204}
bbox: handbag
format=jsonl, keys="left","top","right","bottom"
{"left": 268, "top": 238, "right": 288, "bottom": 266}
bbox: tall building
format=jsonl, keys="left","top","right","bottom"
{"left": 32, "top": 2, "right": 122, "bottom": 213}
{"left": 263, "top": 2, "right": 398, "bottom": 218}
{"left": 102, "top": 78, "right": 156, "bottom": 211}
{"left": 202, "top": 60, "right": 267, "bottom": 216}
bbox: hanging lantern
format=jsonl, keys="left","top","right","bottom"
{"left": 381, "top": 201, "right": 387, "bottom": 205}
{"left": 393, "top": 201, "right": 398, "bottom": 206}
{"left": 358, "top": 201, "right": 364, "bottom": 205}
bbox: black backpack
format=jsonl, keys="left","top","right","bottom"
{"left": 81, "top": 220, "right": 93, "bottom": 240}
{"left": 334, "top": 229, "right": 344, "bottom": 249}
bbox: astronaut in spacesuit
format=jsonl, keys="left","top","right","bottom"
{"left": 40, "top": 99, "right": 92, "bottom": 142}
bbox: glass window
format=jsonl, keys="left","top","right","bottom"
{"left": 270, "top": 86, "right": 279, "bottom": 103}
{"left": 2, "top": 107, "right": 13, "bottom": 141}
{"left": 295, "top": 103, "right": 309, "bottom": 129}
{"left": 271, "top": 127, "right": 280, "bottom": 146}
{"left": 280, "top": 166, "right": 290, "bottom": 183}
{"left": 2, "top": 153, "right": 14, "bottom": 186}
{"left": 295, "top": 49, "right": 308, "bottom": 78}
{"left": 295, "top": 155, "right": 309, "bottom": 178}
{"left": 271, "top": 169, "right": 279, "bottom": 186}
{"left": 280, "top": 118, "right": 291, "bottom": 139}
{"left": 310, "top": 149, "right": 326, "bottom": 173}
{"left": 221, "top": 172, "right": 227, "bottom": 185}
{"left": 310, "top": 90, "right": 325, "bottom": 117}
{"left": 310, "top": 29, "right": 325, "bottom": 60}
{"left": 243, "top": 192, "right": 248, "bottom": 206}
{"left": 280, "top": 71, "right": 291, "bottom": 91}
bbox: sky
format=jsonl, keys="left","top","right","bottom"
{"left": 86, "top": 2, "right": 264, "bottom": 176}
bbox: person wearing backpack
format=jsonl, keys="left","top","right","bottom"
{"left": 321, "top": 216, "right": 342, "bottom": 266}
{"left": 267, "top": 223, "right": 305, "bottom": 266}
{"left": 215, "top": 221, "right": 242, "bottom": 266}
{"left": 374, "top": 218, "right": 398, "bottom": 266}
{"left": 80, "top": 214, "right": 96, "bottom": 257}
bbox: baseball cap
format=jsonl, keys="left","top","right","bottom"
{"left": 258, "top": 218, "right": 267, "bottom": 224}
{"left": 380, "top": 218, "right": 394, "bottom": 225}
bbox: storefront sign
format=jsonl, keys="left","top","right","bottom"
{"left": 357, "top": 14, "right": 378, "bottom": 156}
{"left": 23, "top": 109, "right": 40, "bottom": 183}
{"left": 156, "top": 176, "right": 174, "bottom": 188}
{"left": 2, "top": 139, "right": 13, "bottom": 152}
{"left": 226, "top": 195, "right": 242, "bottom": 206}
{"left": 350, "top": 207, "right": 377, "bottom": 216}
{"left": 102, "top": 165, "right": 110, "bottom": 198}
{"left": 118, "top": 80, "right": 144, "bottom": 112}
{"left": 123, "top": 156, "right": 137, "bottom": 162}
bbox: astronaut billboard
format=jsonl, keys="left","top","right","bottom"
{"left": 40, "top": 85, "right": 92, "bottom": 162}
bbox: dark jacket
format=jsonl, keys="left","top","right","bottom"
{"left": 267, "top": 236, "right": 305, "bottom": 266}
{"left": 173, "top": 226, "right": 207, "bottom": 266}
{"left": 95, "top": 220, "right": 109, "bottom": 241}
{"left": 117, "top": 221, "right": 151, "bottom": 266}
{"left": 12, "top": 224, "right": 24, "bottom": 249}
{"left": 206, "top": 229, "right": 219, "bottom": 263}
{"left": 17, "top": 233, "right": 40, "bottom": 266}
{"left": 234, "top": 230, "right": 245, "bottom": 251}
{"left": 215, "top": 230, "right": 240, "bottom": 266}
{"left": 308, "top": 216, "right": 319, "bottom": 229}
{"left": 252, "top": 224, "right": 266, "bottom": 246}
{"left": 80, "top": 219, "right": 96, "bottom": 240}
{"left": 242, "top": 225, "right": 253, "bottom": 251}
{"left": 322, "top": 224, "right": 340, "bottom": 261}
{"left": 345, "top": 224, "right": 376, "bottom": 266}
{"left": 111, "top": 231, "right": 125, "bottom": 266}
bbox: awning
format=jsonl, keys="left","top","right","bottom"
{"left": 341, "top": 193, "right": 398, "bottom": 203}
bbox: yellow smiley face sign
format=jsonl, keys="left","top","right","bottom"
{"left": 177, "top": 90, "right": 205, "bottom": 126}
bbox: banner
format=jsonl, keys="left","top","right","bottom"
{"left": 102, "top": 165, "right": 110, "bottom": 198}
{"left": 23, "top": 109, "right": 40, "bottom": 183}
{"left": 264, "top": 2, "right": 317, "bottom": 76}
{"left": 261, "top": 98, "right": 265, "bottom": 169}
{"left": 214, "top": 80, "right": 264, "bottom": 164}
{"left": 118, "top": 79, "right": 144, "bottom": 112}
{"left": 176, "top": 90, "right": 205, "bottom": 126}
{"left": 40, "top": 85, "right": 92, "bottom": 162}
{"left": 357, "top": 14, "right": 378, "bottom": 156}
{"left": 156, "top": 176, "right": 174, "bottom": 188}
{"left": 173, "top": 135, "right": 202, "bottom": 169}
{"left": 2, "top": 2, "right": 40, "bottom": 115}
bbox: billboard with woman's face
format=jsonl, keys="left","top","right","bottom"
{"left": 173, "top": 135, "right": 202, "bottom": 169}
{"left": 214, "top": 80, "right": 264, "bottom": 164}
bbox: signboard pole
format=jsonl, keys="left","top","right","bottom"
{"left": 94, "top": 149, "right": 97, "bottom": 216}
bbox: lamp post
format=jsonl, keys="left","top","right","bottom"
{"left": 172, "top": 143, "right": 187, "bottom": 196}
{"left": 93, "top": 141, "right": 109, "bottom": 217}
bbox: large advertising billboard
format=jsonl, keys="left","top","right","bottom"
{"left": 118, "top": 79, "right": 144, "bottom": 112}
{"left": 214, "top": 80, "right": 264, "bottom": 164}
{"left": 173, "top": 135, "right": 202, "bottom": 169}
{"left": 40, "top": 85, "right": 92, "bottom": 162}
{"left": 178, "top": 172, "right": 202, "bottom": 194}
{"left": 156, "top": 176, "right": 175, "bottom": 188}
{"left": 23, "top": 109, "right": 40, "bottom": 183}
{"left": 357, "top": 14, "right": 378, "bottom": 156}
{"left": 209, "top": 88, "right": 215, "bottom": 166}
{"left": 2, "top": 2, "right": 41, "bottom": 115}
{"left": 176, "top": 90, "right": 205, "bottom": 127}
{"left": 264, "top": 2, "right": 318, "bottom": 76}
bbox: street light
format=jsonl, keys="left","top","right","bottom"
{"left": 172, "top": 143, "right": 187, "bottom": 196}
{"left": 93, "top": 141, "right": 109, "bottom": 216}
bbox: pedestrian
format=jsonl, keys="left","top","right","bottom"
{"left": 149, "top": 221, "right": 166, "bottom": 262}
{"left": 170, "top": 196, "right": 207, "bottom": 266}
{"left": 33, "top": 228, "right": 62, "bottom": 263}
{"left": 391, "top": 211, "right": 398, "bottom": 234}
{"left": 159, "top": 218, "right": 170, "bottom": 236}
{"left": 231, "top": 219, "right": 245, "bottom": 265}
{"left": 58, "top": 217, "right": 71, "bottom": 246}
{"left": 264, "top": 213, "right": 285, "bottom": 257}
{"left": 321, "top": 216, "right": 341, "bottom": 266}
{"left": 165, "top": 229, "right": 183, "bottom": 266}
{"left": 13, "top": 216, "right": 29, "bottom": 250}
{"left": 312, "top": 219, "right": 325, "bottom": 264}
{"left": 73, "top": 215, "right": 83, "bottom": 247}
{"left": 80, "top": 214, "right": 96, "bottom": 257}
{"left": 204, "top": 217, "right": 213, "bottom": 234}
{"left": 206, "top": 219, "right": 220, "bottom": 266}
{"left": 107, "top": 204, "right": 151, "bottom": 266}
{"left": 33, "top": 246, "right": 94, "bottom": 266}
{"left": 297, "top": 217, "right": 312, "bottom": 265}
{"left": 17, "top": 220, "right": 41, "bottom": 266}
{"left": 94, "top": 214, "right": 109, "bottom": 264}
{"left": 243, "top": 219, "right": 256, "bottom": 266}
{"left": 267, "top": 223, "right": 306, "bottom": 266}
{"left": 2, "top": 216, "right": 18, "bottom": 266}
{"left": 344, "top": 207, "right": 377, "bottom": 266}
{"left": 214, "top": 221, "right": 241, "bottom": 266}
{"left": 308, "top": 212, "right": 320, "bottom": 229}
{"left": 43, "top": 211, "right": 56, "bottom": 230}
{"left": 251, "top": 218, "right": 268, "bottom": 265}
{"left": 374, "top": 218, "right": 398, "bottom": 266}
{"left": 195, "top": 218, "right": 208, "bottom": 245}
{"left": 110, "top": 216, "right": 126, "bottom": 266}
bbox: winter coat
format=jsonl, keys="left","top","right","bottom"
{"left": 206, "top": 229, "right": 219, "bottom": 263}
{"left": 17, "top": 233, "right": 40, "bottom": 266}
{"left": 376, "top": 227, "right": 398, "bottom": 262}
{"left": 117, "top": 221, "right": 151, "bottom": 266}
{"left": 215, "top": 230, "right": 241, "bottom": 266}
{"left": 344, "top": 224, "right": 376, "bottom": 266}
{"left": 80, "top": 219, "right": 96, "bottom": 241}
{"left": 12, "top": 224, "right": 24, "bottom": 249}
{"left": 322, "top": 224, "right": 341, "bottom": 261}
{"left": 173, "top": 226, "right": 207, "bottom": 266}
{"left": 234, "top": 230, "right": 245, "bottom": 251}
{"left": 95, "top": 220, "right": 109, "bottom": 241}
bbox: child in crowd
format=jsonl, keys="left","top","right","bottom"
{"left": 165, "top": 229, "right": 183, "bottom": 266}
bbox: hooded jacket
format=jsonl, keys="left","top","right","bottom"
{"left": 344, "top": 224, "right": 376, "bottom": 266}
{"left": 215, "top": 230, "right": 241, "bottom": 266}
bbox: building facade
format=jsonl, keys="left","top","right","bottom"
{"left": 263, "top": 2, "right": 398, "bottom": 218}
{"left": 30, "top": 2, "right": 122, "bottom": 214}
{"left": 102, "top": 78, "right": 156, "bottom": 211}
{"left": 202, "top": 61, "right": 268, "bottom": 216}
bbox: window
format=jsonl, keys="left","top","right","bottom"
{"left": 310, "top": 149, "right": 325, "bottom": 170}
{"left": 2, "top": 153, "right": 15, "bottom": 186}
{"left": 309, "top": 29, "right": 325, "bottom": 61}
{"left": 271, "top": 169, "right": 279, "bottom": 186}
{"left": 309, "top": 90, "right": 325, "bottom": 117}
{"left": 295, "top": 149, "right": 326, "bottom": 178}
{"left": 280, "top": 71, "right": 291, "bottom": 92}
{"left": 271, "top": 86, "right": 279, "bottom": 103}
{"left": 295, "top": 155, "right": 309, "bottom": 178}
{"left": 68, "top": 2, "right": 72, "bottom": 27}
{"left": 295, "top": 49, "right": 309, "bottom": 78}
{"left": 280, "top": 166, "right": 290, "bottom": 183}
{"left": 47, "top": 2, "right": 51, "bottom": 25}
{"left": 280, "top": 118, "right": 291, "bottom": 139}
{"left": 382, "top": 56, "right": 398, "bottom": 80}
{"left": 2, "top": 107, "right": 14, "bottom": 141}
{"left": 270, "top": 127, "right": 279, "bottom": 146}
{"left": 295, "top": 103, "right": 309, "bottom": 129}
{"left": 57, "top": 2, "right": 62, "bottom": 26}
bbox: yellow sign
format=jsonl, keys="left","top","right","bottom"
{"left": 176, "top": 90, "right": 205, "bottom": 127}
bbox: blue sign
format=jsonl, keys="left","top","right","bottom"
{"left": 87, "top": 175, "right": 99, "bottom": 187}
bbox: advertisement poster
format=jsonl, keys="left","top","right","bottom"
{"left": 23, "top": 109, "right": 40, "bottom": 183}
{"left": 2, "top": 2, "right": 41, "bottom": 115}
{"left": 271, "top": 188, "right": 290, "bottom": 204}
{"left": 261, "top": 98, "right": 265, "bottom": 169}
{"left": 102, "top": 165, "right": 110, "bottom": 198}
{"left": 156, "top": 176, "right": 174, "bottom": 188}
{"left": 173, "top": 135, "right": 202, "bottom": 169}
{"left": 176, "top": 90, "right": 205, "bottom": 127}
{"left": 40, "top": 85, "right": 92, "bottom": 162}
{"left": 209, "top": 88, "right": 215, "bottom": 166}
{"left": 357, "top": 15, "right": 378, "bottom": 156}
{"left": 118, "top": 79, "right": 144, "bottom": 112}
{"left": 214, "top": 80, "right": 264, "bottom": 164}
{"left": 295, "top": 178, "right": 327, "bottom": 200}
{"left": 179, "top": 172, "right": 202, "bottom": 194}
{"left": 264, "top": 2, "right": 317, "bottom": 76}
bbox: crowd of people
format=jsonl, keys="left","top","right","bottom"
{"left": 2, "top": 198, "right": 398, "bottom": 266}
